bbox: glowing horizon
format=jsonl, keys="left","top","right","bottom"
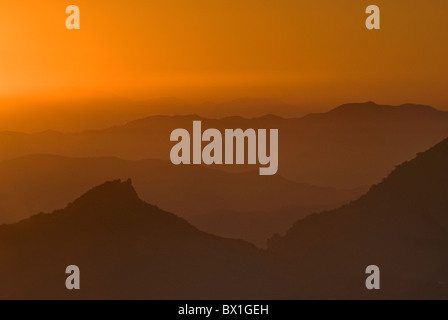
{"left": 0, "top": 1, "right": 447, "bottom": 131}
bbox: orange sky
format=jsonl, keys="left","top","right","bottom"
{"left": 0, "top": 1, "right": 447, "bottom": 131}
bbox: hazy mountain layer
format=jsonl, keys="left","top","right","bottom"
{"left": 1, "top": 102, "right": 447, "bottom": 188}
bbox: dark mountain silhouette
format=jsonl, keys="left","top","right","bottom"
{"left": 0, "top": 155, "right": 362, "bottom": 246}
{"left": 268, "top": 137, "right": 448, "bottom": 299}
{"left": 0, "top": 179, "right": 288, "bottom": 299}
{"left": 1, "top": 137, "right": 448, "bottom": 299}
{"left": 1, "top": 102, "right": 447, "bottom": 188}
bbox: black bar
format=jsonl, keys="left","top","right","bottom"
{"left": 2, "top": 300, "right": 443, "bottom": 318}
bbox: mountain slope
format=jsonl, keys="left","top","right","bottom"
{"left": 268, "top": 137, "right": 448, "bottom": 299}
{"left": 0, "top": 179, "right": 287, "bottom": 299}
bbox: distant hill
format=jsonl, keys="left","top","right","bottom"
{"left": 0, "top": 179, "right": 287, "bottom": 299}
{"left": 0, "top": 155, "right": 361, "bottom": 246}
{"left": 1, "top": 102, "right": 447, "bottom": 188}
{"left": 268, "top": 137, "right": 448, "bottom": 299}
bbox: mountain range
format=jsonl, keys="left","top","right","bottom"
{"left": 1, "top": 136, "right": 448, "bottom": 298}
{"left": 0, "top": 154, "right": 362, "bottom": 246}
{"left": 1, "top": 102, "right": 448, "bottom": 188}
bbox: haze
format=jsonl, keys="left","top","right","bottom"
{"left": 0, "top": 1, "right": 447, "bottom": 131}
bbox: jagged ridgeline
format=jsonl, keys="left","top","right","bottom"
{"left": 269, "top": 137, "right": 448, "bottom": 299}
{"left": 1, "top": 137, "right": 448, "bottom": 299}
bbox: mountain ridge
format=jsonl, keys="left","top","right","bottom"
{"left": 2, "top": 101, "right": 445, "bottom": 135}
{"left": 0, "top": 154, "right": 363, "bottom": 246}
{"left": 2, "top": 136, "right": 448, "bottom": 298}
{"left": 0, "top": 178, "right": 280, "bottom": 299}
{"left": 1, "top": 101, "right": 448, "bottom": 189}
{"left": 267, "top": 137, "right": 448, "bottom": 299}
{"left": 328, "top": 101, "right": 439, "bottom": 115}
